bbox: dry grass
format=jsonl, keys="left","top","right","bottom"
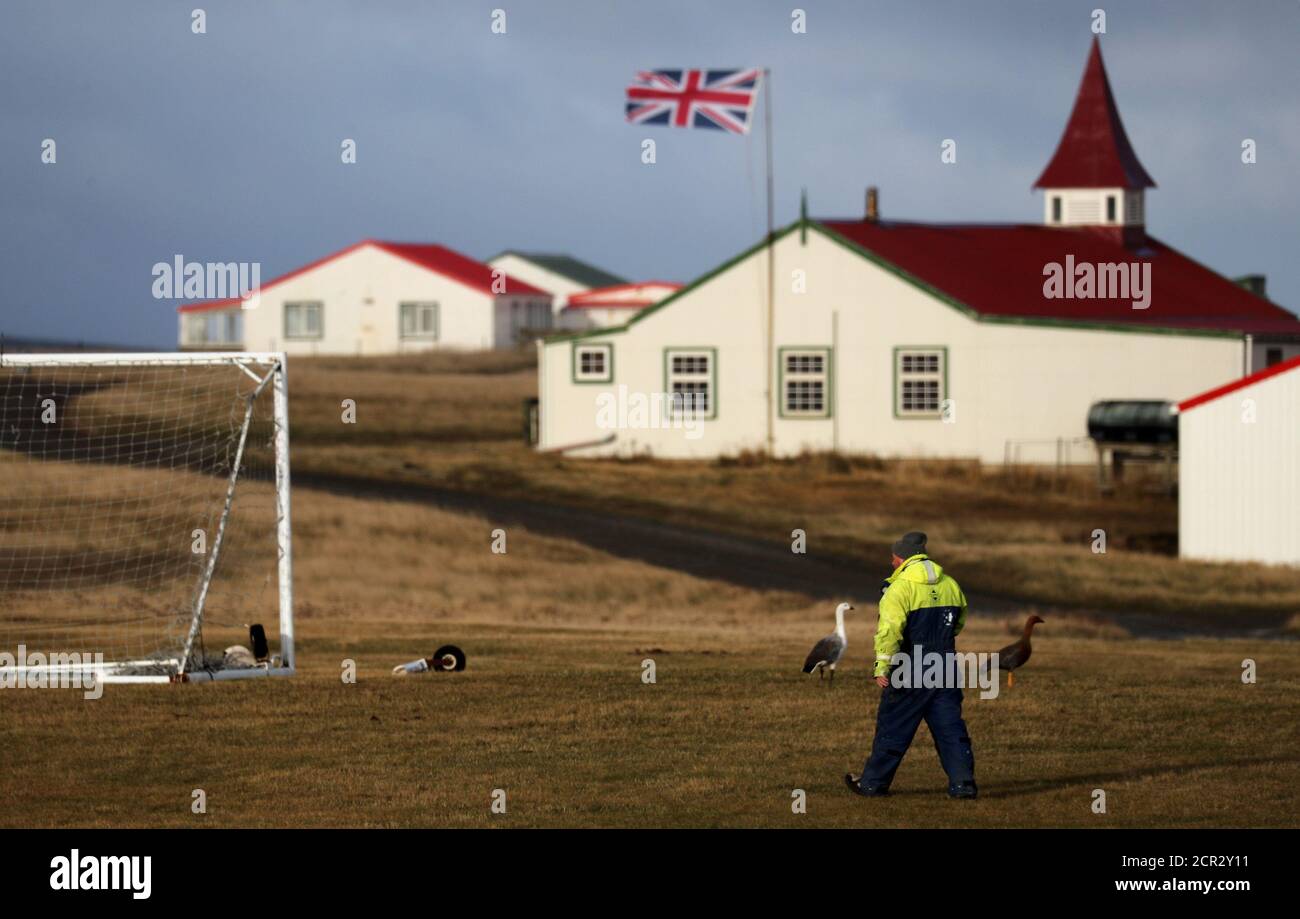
{"left": 2, "top": 486, "right": 1297, "bottom": 828}
{"left": 4, "top": 351, "right": 1298, "bottom": 828}
{"left": 284, "top": 353, "right": 1300, "bottom": 625}
{"left": 289, "top": 350, "right": 535, "bottom": 448}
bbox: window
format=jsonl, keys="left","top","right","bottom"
{"left": 1106, "top": 194, "right": 1117, "bottom": 223}
{"left": 573, "top": 343, "right": 613, "bottom": 383}
{"left": 223, "top": 311, "right": 242, "bottom": 345}
{"left": 1126, "top": 193, "right": 1144, "bottom": 224}
{"left": 781, "top": 348, "right": 831, "bottom": 418}
{"left": 507, "top": 300, "right": 552, "bottom": 342}
{"left": 284, "top": 301, "right": 323, "bottom": 340}
{"left": 1265, "top": 347, "right": 1283, "bottom": 368}
{"left": 665, "top": 348, "right": 715, "bottom": 418}
{"left": 399, "top": 302, "right": 439, "bottom": 340}
{"left": 895, "top": 348, "right": 946, "bottom": 417}
{"left": 199, "top": 311, "right": 243, "bottom": 345}
{"left": 1050, "top": 196, "right": 1062, "bottom": 224}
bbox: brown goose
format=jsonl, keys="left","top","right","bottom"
{"left": 989, "top": 615, "right": 1044, "bottom": 687}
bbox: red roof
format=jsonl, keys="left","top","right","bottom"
{"left": 1034, "top": 37, "right": 1156, "bottom": 190}
{"left": 565, "top": 281, "right": 681, "bottom": 309}
{"left": 1179, "top": 354, "right": 1300, "bottom": 412}
{"left": 818, "top": 219, "right": 1300, "bottom": 334}
{"left": 178, "top": 239, "right": 546, "bottom": 313}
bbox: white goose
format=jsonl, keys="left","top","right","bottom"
{"left": 802, "top": 602, "right": 854, "bottom": 686}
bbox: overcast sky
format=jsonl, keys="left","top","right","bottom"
{"left": 2, "top": 0, "right": 1297, "bottom": 347}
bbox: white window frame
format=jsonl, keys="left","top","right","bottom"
{"left": 399, "top": 301, "right": 439, "bottom": 340}
{"left": 284, "top": 301, "right": 323, "bottom": 340}
{"left": 895, "top": 347, "right": 946, "bottom": 418}
{"left": 781, "top": 348, "right": 831, "bottom": 418}
{"left": 665, "top": 348, "right": 715, "bottom": 419}
{"left": 573, "top": 343, "right": 613, "bottom": 383}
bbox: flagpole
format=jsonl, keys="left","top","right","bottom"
{"left": 763, "top": 67, "right": 775, "bottom": 456}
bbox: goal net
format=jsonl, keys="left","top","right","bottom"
{"left": 0, "top": 352, "right": 294, "bottom": 683}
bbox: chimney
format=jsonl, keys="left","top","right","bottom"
{"left": 1235, "top": 275, "right": 1267, "bottom": 299}
{"left": 865, "top": 186, "right": 879, "bottom": 222}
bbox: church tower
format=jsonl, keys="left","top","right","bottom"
{"left": 1034, "top": 37, "right": 1155, "bottom": 246}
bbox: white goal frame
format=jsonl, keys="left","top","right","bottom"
{"left": 0, "top": 351, "right": 295, "bottom": 684}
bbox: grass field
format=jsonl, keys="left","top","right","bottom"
{"left": 5, "top": 486, "right": 1298, "bottom": 828}
{"left": 2, "top": 351, "right": 1299, "bottom": 828}
{"left": 285, "top": 352, "right": 1300, "bottom": 627}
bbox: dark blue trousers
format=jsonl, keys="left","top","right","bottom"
{"left": 861, "top": 685, "right": 975, "bottom": 791}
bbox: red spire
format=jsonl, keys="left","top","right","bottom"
{"left": 1033, "top": 37, "right": 1155, "bottom": 189}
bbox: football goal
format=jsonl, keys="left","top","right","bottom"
{"left": 0, "top": 352, "right": 294, "bottom": 683}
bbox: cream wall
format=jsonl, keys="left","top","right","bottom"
{"left": 1250, "top": 339, "right": 1300, "bottom": 373}
{"left": 489, "top": 254, "right": 588, "bottom": 324}
{"left": 238, "top": 245, "right": 547, "bottom": 355}
{"left": 540, "top": 226, "right": 1248, "bottom": 463}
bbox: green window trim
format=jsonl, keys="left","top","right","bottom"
{"left": 893, "top": 345, "right": 948, "bottom": 419}
{"left": 663, "top": 346, "right": 718, "bottom": 420}
{"left": 778, "top": 346, "right": 833, "bottom": 419}
{"left": 571, "top": 341, "right": 614, "bottom": 384}
{"left": 284, "top": 300, "right": 324, "bottom": 341}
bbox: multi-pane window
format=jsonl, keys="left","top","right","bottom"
{"left": 896, "top": 349, "right": 945, "bottom": 417}
{"left": 508, "top": 300, "right": 552, "bottom": 341}
{"left": 666, "top": 349, "right": 714, "bottom": 417}
{"left": 284, "top": 301, "right": 323, "bottom": 339}
{"left": 574, "top": 343, "right": 612, "bottom": 383}
{"left": 399, "top": 302, "right": 439, "bottom": 340}
{"left": 782, "top": 349, "right": 830, "bottom": 417}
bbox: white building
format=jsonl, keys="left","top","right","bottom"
{"left": 1178, "top": 356, "right": 1300, "bottom": 566}
{"left": 559, "top": 281, "right": 682, "bottom": 331}
{"left": 487, "top": 251, "right": 627, "bottom": 328}
{"left": 536, "top": 38, "right": 1300, "bottom": 461}
{"left": 179, "top": 239, "right": 551, "bottom": 355}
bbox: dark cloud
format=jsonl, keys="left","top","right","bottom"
{"left": 1, "top": 0, "right": 1296, "bottom": 346}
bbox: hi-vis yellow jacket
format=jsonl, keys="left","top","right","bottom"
{"left": 873, "top": 554, "right": 968, "bottom": 678}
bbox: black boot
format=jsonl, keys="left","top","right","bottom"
{"left": 845, "top": 773, "right": 889, "bottom": 797}
{"left": 948, "top": 780, "right": 978, "bottom": 799}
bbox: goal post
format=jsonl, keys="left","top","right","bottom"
{"left": 0, "top": 352, "right": 294, "bottom": 684}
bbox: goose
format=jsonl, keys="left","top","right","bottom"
{"left": 986, "top": 615, "right": 1044, "bottom": 687}
{"left": 802, "top": 602, "right": 854, "bottom": 686}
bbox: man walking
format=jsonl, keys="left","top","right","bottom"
{"left": 845, "top": 531, "right": 978, "bottom": 799}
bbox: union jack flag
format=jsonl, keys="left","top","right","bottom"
{"left": 625, "top": 69, "right": 762, "bottom": 135}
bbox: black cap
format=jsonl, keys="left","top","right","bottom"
{"left": 892, "top": 531, "right": 927, "bottom": 559}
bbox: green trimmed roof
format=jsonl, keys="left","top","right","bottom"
{"left": 492, "top": 251, "right": 626, "bottom": 289}
{"left": 543, "top": 217, "right": 1269, "bottom": 345}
